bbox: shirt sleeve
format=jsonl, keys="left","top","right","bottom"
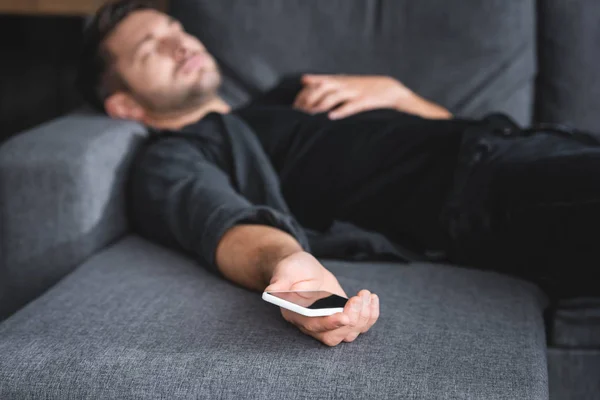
{"left": 129, "top": 136, "right": 309, "bottom": 274}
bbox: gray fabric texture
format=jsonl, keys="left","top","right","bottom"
{"left": 0, "top": 112, "right": 147, "bottom": 320}
{"left": 551, "top": 298, "right": 600, "bottom": 348}
{"left": 547, "top": 299, "right": 600, "bottom": 400}
{"left": 548, "top": 349, "right": 600, "bottom": 400}
{"left": 536, "top": 0, "right": 600, "bottom": 131}
{"left": 0, "top": 236, "right": 549, "bottom": 400}
{"left": 546, "top": 299, "right": 600, "bottom": 400}
{"left": 171, "top": 0, "right": 536, "bottom": 126}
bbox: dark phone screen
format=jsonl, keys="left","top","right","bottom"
{"left": 266, "top": 291, "right": 348, "bottom": 309}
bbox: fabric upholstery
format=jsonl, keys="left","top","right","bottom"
{"left": 0, "top": 111, "right": 147, "bottom": 320}
{"left": 171, "top": 0, "right": 536, "bottom": 126}
{"left": 1, "top": 1, "right": 597, "bottom": 397}
{"left": 536, "top": 0, "right": 600, "bottom": 131}
{"left": 551, "top": 298, "right": 600, "bottom": 349}
{"left": 0, "top": 236, "right": 549, "bottom": 400}
{"left": 547, "top": 299, "right": 600, "bottom": 400}
{"left": 548, "top": 349, "right": 600, "bottom": 400}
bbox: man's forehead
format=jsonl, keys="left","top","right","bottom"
{"left": 105, "top": 9, "right": 167, "bottom": 58}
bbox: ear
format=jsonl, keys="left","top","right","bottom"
{"left": 104, "top": 92, "right": 145, "bottom": 121}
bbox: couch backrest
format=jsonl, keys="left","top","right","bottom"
{"left": 171, "top": 0, "right": 537, "bottom": 125}
{"left": 535, "top": 0, "right": 600, "bottom": 132}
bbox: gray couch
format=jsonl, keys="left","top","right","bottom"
{"left": 1, "top": 1, "right": 599, "bottom": 399}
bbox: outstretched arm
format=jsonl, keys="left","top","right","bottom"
{"left": 216, "top": 224, "right": 379, "bottom": 346}
{"left": 294, "top": 74, "right": 452, "bottom": 120}
{"left": 131, "top": 137, "right": 379, "bottom": 346}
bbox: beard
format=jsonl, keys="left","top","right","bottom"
{"left": 133, "top": 68, "right": 222, "bottom": 114}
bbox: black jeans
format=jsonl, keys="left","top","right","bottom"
{"left": 441, "top": 115, "right": 600, "bottom": 298}
{"left": 279, "top": 111, "right": 599, "bottom": 297}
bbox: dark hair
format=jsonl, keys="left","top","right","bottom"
{"left": 76, "top": 0, "right": 158, "bottom": 113}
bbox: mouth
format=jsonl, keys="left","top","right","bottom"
{"left": 177, "top": 52, "right": 208, "bottom": 75}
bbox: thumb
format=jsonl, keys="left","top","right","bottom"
{"left": 265, "top": 277, "right": 318, "bottom": 293}
{"left": 264, "top": 276, "right": 292, "bottom": 292}
{"left": 302, "top": 74, "right": 328, "bottom": 85}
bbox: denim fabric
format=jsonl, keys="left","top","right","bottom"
{"left": 442, "top": 116, "right": 600, "bottom": 298}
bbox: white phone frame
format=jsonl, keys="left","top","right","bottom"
{"left": 262, "top": 291, "right": 345, "bottom": 317}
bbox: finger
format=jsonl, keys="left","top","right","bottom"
{"left": 303, "top": 84, "right": 338, "bottom": 111}
{"left": 296, "top": 321, "right": 345, "bottom": 347}
{"left": 293, "top": 87, "right": 312, "bottom": 109}
{"left": 281, "top": 311, "right": 293, "bottom": 324}
{"left": 302, "top": 74, "right": 333, "bottom": 85}
{"left": 294, "top": 86, "right": 320, "bottom": 110}
{"left": 264, "top": 278, "right": 291, "bottom": 293}
{"left": 328, "top": 100, "right": 372, "bottom": 120}
{"left": 356, "top": 290, "right": 372, "bottom": 332}
{"left": 311, "top": 90, "right": 354, "bottom": 113}
{"left": 303, "top": 294, "right": 363, "bottom": 346}
{"left": 300, "top": 82, "right": 341, "bottom": 112}
{"left": 344, "top": 295, "right": 363, "bottom": 329}
{"left": 343, "top": 331, "right": 360, "bottom": 343}
{"left": 297, "top": 324, "right": 331, "bottom": 345}
{"left": 294, "top": 77, "right": 334, "bottom": 109}
{"left": 363, "top": 293, "right": 379, "bottom": 333}
{"left": 283, "top": 307, "right": 348, "bottom": 333}
{"left": 303, "top": 312, "right": 350, "bottom": 333}
{"left": 318, "top": 331, "right": 345, "bottom": 347}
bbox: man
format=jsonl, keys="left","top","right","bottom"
{"left": 77, "top": 0, "right": 599, "bottom": 347}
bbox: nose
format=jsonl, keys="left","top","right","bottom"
{"left": 173, "top": 42, "right": 189, "bottom": 62}
{"left": 159, "top": 36, "right": 189, "bottom": 62}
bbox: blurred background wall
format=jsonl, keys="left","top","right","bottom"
{"left": 0, "top": 0, "right": 168, "bottom": 143}
{"left": 0, "top": 14, "right": 84, "bottom": 143}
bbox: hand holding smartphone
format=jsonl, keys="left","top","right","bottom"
{"left": 263, "top": 251, "right": 379, "bottom": 346}
{"left": 262, "top": 290, "right": 349, "bottom": 317}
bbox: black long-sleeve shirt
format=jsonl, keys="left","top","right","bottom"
{"left": 129, "top": 81, "right": 473, "bottom": 274}
{"left": 130, "top": 110, "right": 311, "bottom": 274}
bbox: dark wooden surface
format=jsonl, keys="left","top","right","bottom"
{"left": 0, "top": 14, "right": 85, "bottom": 143}
{"left": 0, "top": 1, "right": 170, "bottom": 143}
{"left": 0, "top": 0, "right": 108, "bottom": 15}
{"left": 0, "top": 0, "right": 169, "bottom": 15}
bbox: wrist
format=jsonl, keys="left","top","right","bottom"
{"left": 259, "top": 246, "right": 304, "bottom": 289}
{"left": 216, "top": 224, "right": 304, "bottom": 292}
{"left": 403, "top": 93, "right": 452, "bottom": 119}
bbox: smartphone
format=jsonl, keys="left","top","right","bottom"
{"left": 262, "top": 290, "right": 349, "bottom": 317}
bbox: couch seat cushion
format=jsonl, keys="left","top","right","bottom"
{"left": 0, "top": 236, "right": 548, "bottom": 399}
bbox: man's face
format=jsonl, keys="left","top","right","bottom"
{"left": 104, "top": 9, "right": 221, "bottom": 113}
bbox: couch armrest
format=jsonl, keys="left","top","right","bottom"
{"left": 0, "top": 111, "right": 148, "bottom": 319}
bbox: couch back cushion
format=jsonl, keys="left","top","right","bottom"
{"left": 536, "top": 0, "right": 600, "bottom": 131}
{"left": 171, "top": 0, "right": 536, "bottom": 125}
